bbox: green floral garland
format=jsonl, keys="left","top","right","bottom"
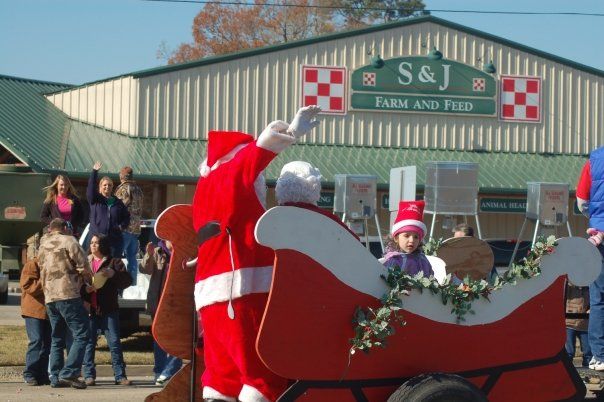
{"left": 350, "top": 235, "right": 557, "bottom": 355}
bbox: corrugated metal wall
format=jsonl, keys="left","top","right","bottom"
{"left": 46, "top": 76, "right": 138, "bottom": 136}
{"left": 46, "top": 21, "right": 604, "bottom": 154}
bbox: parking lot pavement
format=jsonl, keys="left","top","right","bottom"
{"left": 0, "top": 291, "right": 23, "bottom": 326}
{"left": 0, "top": 377, "right": 161, "bottom": 401}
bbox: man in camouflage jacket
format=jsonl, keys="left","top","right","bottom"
{"left": 38, "top": 218, "right": 92, "bottom": 389}
{"left": 115, "top": 166, "right": 144, "bottom": 285}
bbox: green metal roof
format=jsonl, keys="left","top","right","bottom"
{"left": 48, "top": 15, "right": 604, "bottom": 92}
{"left": 48, "top": 122, "right": 594, "bottom": 195}
{"left": 0, "top": 75, "right": 587, "bottom": 194}
{"left": 0, "top": 75, "right": 72, "bottom": 171}
{"left": 63, "top": 121, "right": 203, "bottom": 181}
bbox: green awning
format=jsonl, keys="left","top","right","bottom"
{"left": 0, "top": 75, "right": 588, "bottom": 194}
{"left": 63, "top": 124, "right": 590, "bottom": 194}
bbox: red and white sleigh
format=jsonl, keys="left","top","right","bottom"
{"left": 254, "top": 206, "right": 602, "bottom": 402}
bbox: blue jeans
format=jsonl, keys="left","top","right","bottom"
{"left": 566, "top": 328, "right": 592, "bottom": 367}
{"left": 46, "top": 298, "right": 90, "bottom": 380}
{"left": 122, "top": 231, "right": 139, "bottom": 286}
{"left": 83, "top": 311, "right": 127, "bottom": 380}
{"left": 590, "top": 245, "right": 604, "bottom": 361}
{"left": 153, "top": 341, "right": 182, "bottom": 380}
{"left": 47, "top": 321, "right": 74, "bottom": 385}
{"left": 23, "top": 317, "right": 51, "bottom": 383}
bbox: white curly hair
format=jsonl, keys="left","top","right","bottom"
{"left": 275, "top": 161, "right": 322, "bottom": 205}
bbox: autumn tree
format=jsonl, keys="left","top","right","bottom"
{"left": 165, "top": 0, "right": 337, "bottom": 64}
{"left": 264, "top": 0, "right": 336, "bottom": 43}
{"left": 333, "top": 0, "right": 427, "bottom": 27}
{"left": 162, "top": 0, "right": 428, "bottom": 64}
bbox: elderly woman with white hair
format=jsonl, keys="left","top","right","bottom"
{"left": 275, "top": 161, "right": 358, "bottom": 239}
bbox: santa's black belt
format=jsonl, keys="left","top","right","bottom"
{"left": 197, "top": 221, "right": 221, "bottom": 246}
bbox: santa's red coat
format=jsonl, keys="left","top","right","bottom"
{"left": 193, "top": 142, "right": 276, "bottom": 308}
{"left": 192, "top": 128, "right": 294, "bottom": 402}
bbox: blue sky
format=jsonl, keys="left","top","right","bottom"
{"left": 1, "top": 0, "right": 603, "bottom": 85}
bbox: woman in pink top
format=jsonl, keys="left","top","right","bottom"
{"left": 41, "top": 175, "right": 84, "bottom": 237}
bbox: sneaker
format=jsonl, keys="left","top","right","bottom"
{"left": 155, "top": 375, "right": 168, "bottom": 386}
{"left": 592, "top": 359, "right": 604, "bottom": 371}
{"left": 85, "top": 378, "right": 96, "bottom": 386}
{"left": 24, "top": 378, "right": 38, "bottom": 386}
{"left": 115, "top": 378, "right": 132, "bottom": 386}
{"left": 58, "top": 376, "right": 87, "bottom": 389}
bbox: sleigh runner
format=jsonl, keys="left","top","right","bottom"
{"left": 254, "top": 206, "right": 602, "bottom": 402}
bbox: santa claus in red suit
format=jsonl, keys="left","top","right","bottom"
{"left": 192, "top": 106, "right": 321, "bottom": 402}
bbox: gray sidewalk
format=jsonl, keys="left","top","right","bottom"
{"left": 0, "top": 364, "right": 154, "bottom": 381}
{"left": 0, "top": 365, "right": 160, "bottom": 401}
{"left": 0, "top": 379, "right": 160, "bottom": 402}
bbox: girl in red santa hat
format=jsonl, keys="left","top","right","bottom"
{"left": 380, "top": 200, "right": 433, "bottom": 277}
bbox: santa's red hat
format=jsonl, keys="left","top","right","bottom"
{"left": 206, "top": 130, "right": 253, "bottom": 167}
{"left": 391, "top": 200, "right": 427, "bottom": 239}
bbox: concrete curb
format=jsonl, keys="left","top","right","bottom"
{"left": 0, "top": 365, "right": 155, "bottom": 382}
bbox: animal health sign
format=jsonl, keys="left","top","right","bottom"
{"left": 350, "top": 56, "right": 497, "bottom": 116}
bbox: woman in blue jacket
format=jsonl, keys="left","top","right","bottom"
{"left": 87, "top": 161, "right": 130, "bottom": 257}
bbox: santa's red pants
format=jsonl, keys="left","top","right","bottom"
{"left": 200, "top": 293, "right": 288, "bottom": 402}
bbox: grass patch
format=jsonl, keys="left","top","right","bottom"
{"left": 0, "top": 326, "right": 29, "bottom": 366}
{"left": 0, "top": 325, "right": 153, "bottom": 366}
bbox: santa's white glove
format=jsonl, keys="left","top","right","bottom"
{"left": 263, "top": 120, "right": 290, "bottom": 136}
{"left": 257, "top": 120, "right": 294, "bottom": 153}
{"left": 286, "top": 105, "right": 321, "bottom": 139}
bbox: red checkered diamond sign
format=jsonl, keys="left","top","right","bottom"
{"left": 363, "top": 72, "right": 376, "bottom": 87}
{"left": 301, "top": 65, "right": 347, "bottom": 115}
{"left": 499, "top": 75, "right": 541, "bottom": 122}
{"left": 473, "top": 78, "right": 485, "bottom": 92}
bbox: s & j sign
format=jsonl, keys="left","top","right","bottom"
{"left": 351, "top": 56, "right": 497, "bottom": 116}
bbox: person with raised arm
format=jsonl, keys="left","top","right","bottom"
{"left": 86, "top": 161, "right": 130, "bottom": 258}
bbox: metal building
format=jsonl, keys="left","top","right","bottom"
{"left": 2, "top": 15, "right": 604, "bottom": 244}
